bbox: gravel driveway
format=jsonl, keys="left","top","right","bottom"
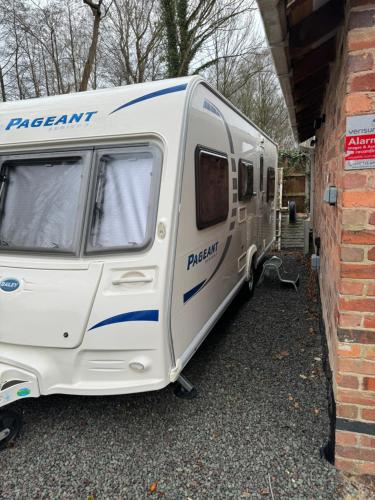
{"left": 1, "top": 253, "right": 347, "bottom": 499}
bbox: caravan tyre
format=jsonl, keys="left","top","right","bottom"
{"left": 248, "top": 266, "right": 255, "bottom": 297}
{"left": 0, "top": 410, "right": 22, "bottom": 451}
{"left": 242, "top": 265, "right": 255, "bottom": 300}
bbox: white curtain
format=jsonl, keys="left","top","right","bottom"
{"left": 0, "top": 158, "right": 84, "bottom": 250}
{"left": 89, "top": 152, "right": 153, "bottom": 249}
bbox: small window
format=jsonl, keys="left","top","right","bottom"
{"left": 195, "top": 147, "right": 229, "bottom": 230}
{"left": 267, "top": 167, "right": 275, "bottom": 202}
{"left": 260, "top": 155, "right": 264, "bottom": 191}
{"left": 238, "top": 160, "right": 254, "bottom": 201}
{"left": 86, "top": 146, "right": 161, "bottom": 252}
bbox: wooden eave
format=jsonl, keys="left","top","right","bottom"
{"left": 258, "top": 0, "right": 345, "bottom": 142}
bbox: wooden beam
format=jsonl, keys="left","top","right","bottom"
{"left": 295, "top": 93, "right": 324, "bottom": 116}
{"left": 293, "top": 66, "right": 330, "bottom": 100}
{"left": 292, "top": 37, "right": 336, "bottom": 83}
{"left": 294, "top": 81, "right": 327, "bottom": 106}
{"left": 287, "top": 0, "right": 312, "bottom": 27}
{"left": 289, "top": 0, "right": 344, "bottom": 49}
{"left": 296, "top": 103, "right": 324, "bottom": 125}
{"left": 295, "top": 87, "right": 326, "bottom": 113}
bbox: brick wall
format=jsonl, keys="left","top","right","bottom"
{"left": 313, "top": 0, "right": 375, "bottom": 474}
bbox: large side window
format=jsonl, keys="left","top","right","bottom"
{"left": 86, "top": 145, "right": 162, "bottom": 252}
{"left": 238, "top": 159, "right": 254, "bottom": 201}
{"left": 195, "top": 146, "right": 229, "bottom": 230}
{"left": 267, "top": 167, "right": 275, "bottom": 203}
{"left": 260, "top": 155, "right": 264, "bottom": 192}
{"left": 0, "top": 152, "right": 89, "bottom": 253}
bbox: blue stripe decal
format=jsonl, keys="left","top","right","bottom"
{"left": 183, "top": 280, "right": 206, "bottom": 304}
{"left": 89, "top": 309, "right": 159, "bottom": 331}
{"left": 110, "top": 84, "right": 188, "bottom": 114}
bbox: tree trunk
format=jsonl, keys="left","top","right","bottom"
{"left": 0, "top": 65, "right": 6, "bottom": 102}
{"left": 160, "top": 0, "right": 180, "bottom": 78}
{"left": 42, "top": 48, "right": 51, "bottom": 96}
{"left": 80, "top": 1, "right": 102, "bottom": 92}
{"left": 67, "top": 2, "right": 79, "bottom": 92}
{"left": 176, "top": 0, "right": 190, "bottom": 76}
{"left": 25, "top": 35, "right": 41, "bottom": 97}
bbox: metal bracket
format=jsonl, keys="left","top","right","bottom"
{"left": 174, "top": 374, "right": 197, "bottom": 399}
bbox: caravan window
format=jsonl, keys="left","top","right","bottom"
{"left": 0, "top": 153, "right": 89, "bottom": 253}
{"left": 238, "top": 160, "right": 254, "bottom": 201}
{"left": 267, "top": 167, "right": 275, "bottom": 202}
{"left": 195, "top": 147, "right": 229, "bottom": 230}
{"left": 86, "top": 146, "right": 161, "bottom": 252}
{"left": 260, "top": 155, "right": 264, "bottom": 191}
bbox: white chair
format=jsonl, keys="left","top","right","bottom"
{"left": 258, "top": 256, "right": 299, "bottom": 292}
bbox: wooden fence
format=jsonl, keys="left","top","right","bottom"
{"left": 282, "top": 173, "right": 307, "bottom": 213}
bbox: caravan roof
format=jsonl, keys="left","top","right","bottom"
{"left": 0, "top": 76, "right": 276, "bottom": 150}
{"left": 0, "top": 77, "right": 196, "bottom": 150}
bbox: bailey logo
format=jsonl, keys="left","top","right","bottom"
{"left": 0, "top": 278, "right": 20, "bottom": 292}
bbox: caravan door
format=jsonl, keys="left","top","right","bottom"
{"left": 256, "top": 151, "right": 276, "bottom": 254}
{"left": 256, "top": 153, "right": 266, "bottom": 252}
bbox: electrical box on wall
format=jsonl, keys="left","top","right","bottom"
{"left": 311, "top": 254, "right": 320, "bottom": 271}
{"left": 323, "top": 186, "right": 337, "bottom": 206}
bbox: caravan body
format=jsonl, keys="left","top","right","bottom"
{"left": 0, "top": 77, "right": 277, "bottom": 409}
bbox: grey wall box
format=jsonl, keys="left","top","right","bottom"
{"left": 323, "top": 186, "right": 338, "bottom": 206}
{"left": 311, "top": 254, "right": 320, "bottom": 271}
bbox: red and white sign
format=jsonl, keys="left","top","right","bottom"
{"left": 345, "top": 114, "right": 375, "bottom": 170}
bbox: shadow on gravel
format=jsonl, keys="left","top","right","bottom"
{"left": 0, "top": 251, "right": 362, "bottom": 499}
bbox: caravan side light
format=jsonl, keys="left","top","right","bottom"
{"left": 129, "top": 357, "right": 151, "bottom": 372}
{"left": 129, "top": 362, "right": 145, "bottom": 372}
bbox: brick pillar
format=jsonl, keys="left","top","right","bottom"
{"left": 334, "top": 0, "right": 375, "bottom": 475}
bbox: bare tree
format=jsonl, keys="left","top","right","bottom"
{"left": 231, "top": 53, "right": 293, "bottom": 147}
{"left": 0, "top": 0, "right": 294, "bottom": 144}
{"left": 160, "top": 0, "right": 254, "bottom": 77}
{"left": 203, "top": 5, "right": 264, "bottom": 95}
{"left": 103, "top": 0, "right": 163, "bottom": 85}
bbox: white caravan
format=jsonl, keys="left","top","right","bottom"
{"left": 0, "top": 76, "right": 277, "bottom": 443}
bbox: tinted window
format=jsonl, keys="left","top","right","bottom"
{"left": 267, "top": 167, "right": 275, "bottom": 202}
{"left": 260, "top": 155, "right": 264, "bottom": 191}
{"left": 195, "top": 147, "right": 229, "bottom": 230}
{"left": 238, "top": 160, "right": 254, "bottom": 201}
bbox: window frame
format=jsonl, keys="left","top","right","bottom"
{"left": 266, "top": 166, "right": 276, "bottom": 203}
{"left": 84, "top": 143, "right": 163, "bottom": 255}
{"left": 195, "top": 145, "right": 229, "bottom": 230}
{"left": 259, "top": 155, "right": 264, "bottom": 192}
{"left": 238, "top": 159, "right": 255, "bottom": 201}
{"left": 0, "top": 149, "right": 92, "bottom": 256}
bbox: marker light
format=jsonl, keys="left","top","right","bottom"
{"left": 129, "top": 362, "right": 145, "bottom": 372}
{"left": 129, "top": 357, "right": 151, "bottom": 372}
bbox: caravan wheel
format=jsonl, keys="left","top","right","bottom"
{"left": 0, "top": 410, "right": 22, "bottom": 451}
{"left": 242, "top": 265, "right": 255, "bottom": 300}
{"left": 248, "top": 266, "right": 255, "bottom": 297}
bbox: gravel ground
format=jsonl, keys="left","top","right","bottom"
{"left": 0, "top": 253, "right": 351, "bottom": 499}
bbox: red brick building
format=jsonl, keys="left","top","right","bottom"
{"left": 258, "top": 0, "right": 375, "bottom": 474}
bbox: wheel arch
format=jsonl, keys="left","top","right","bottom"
{"left": 245, "top": 244, "right": 257, "bottom": 281}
